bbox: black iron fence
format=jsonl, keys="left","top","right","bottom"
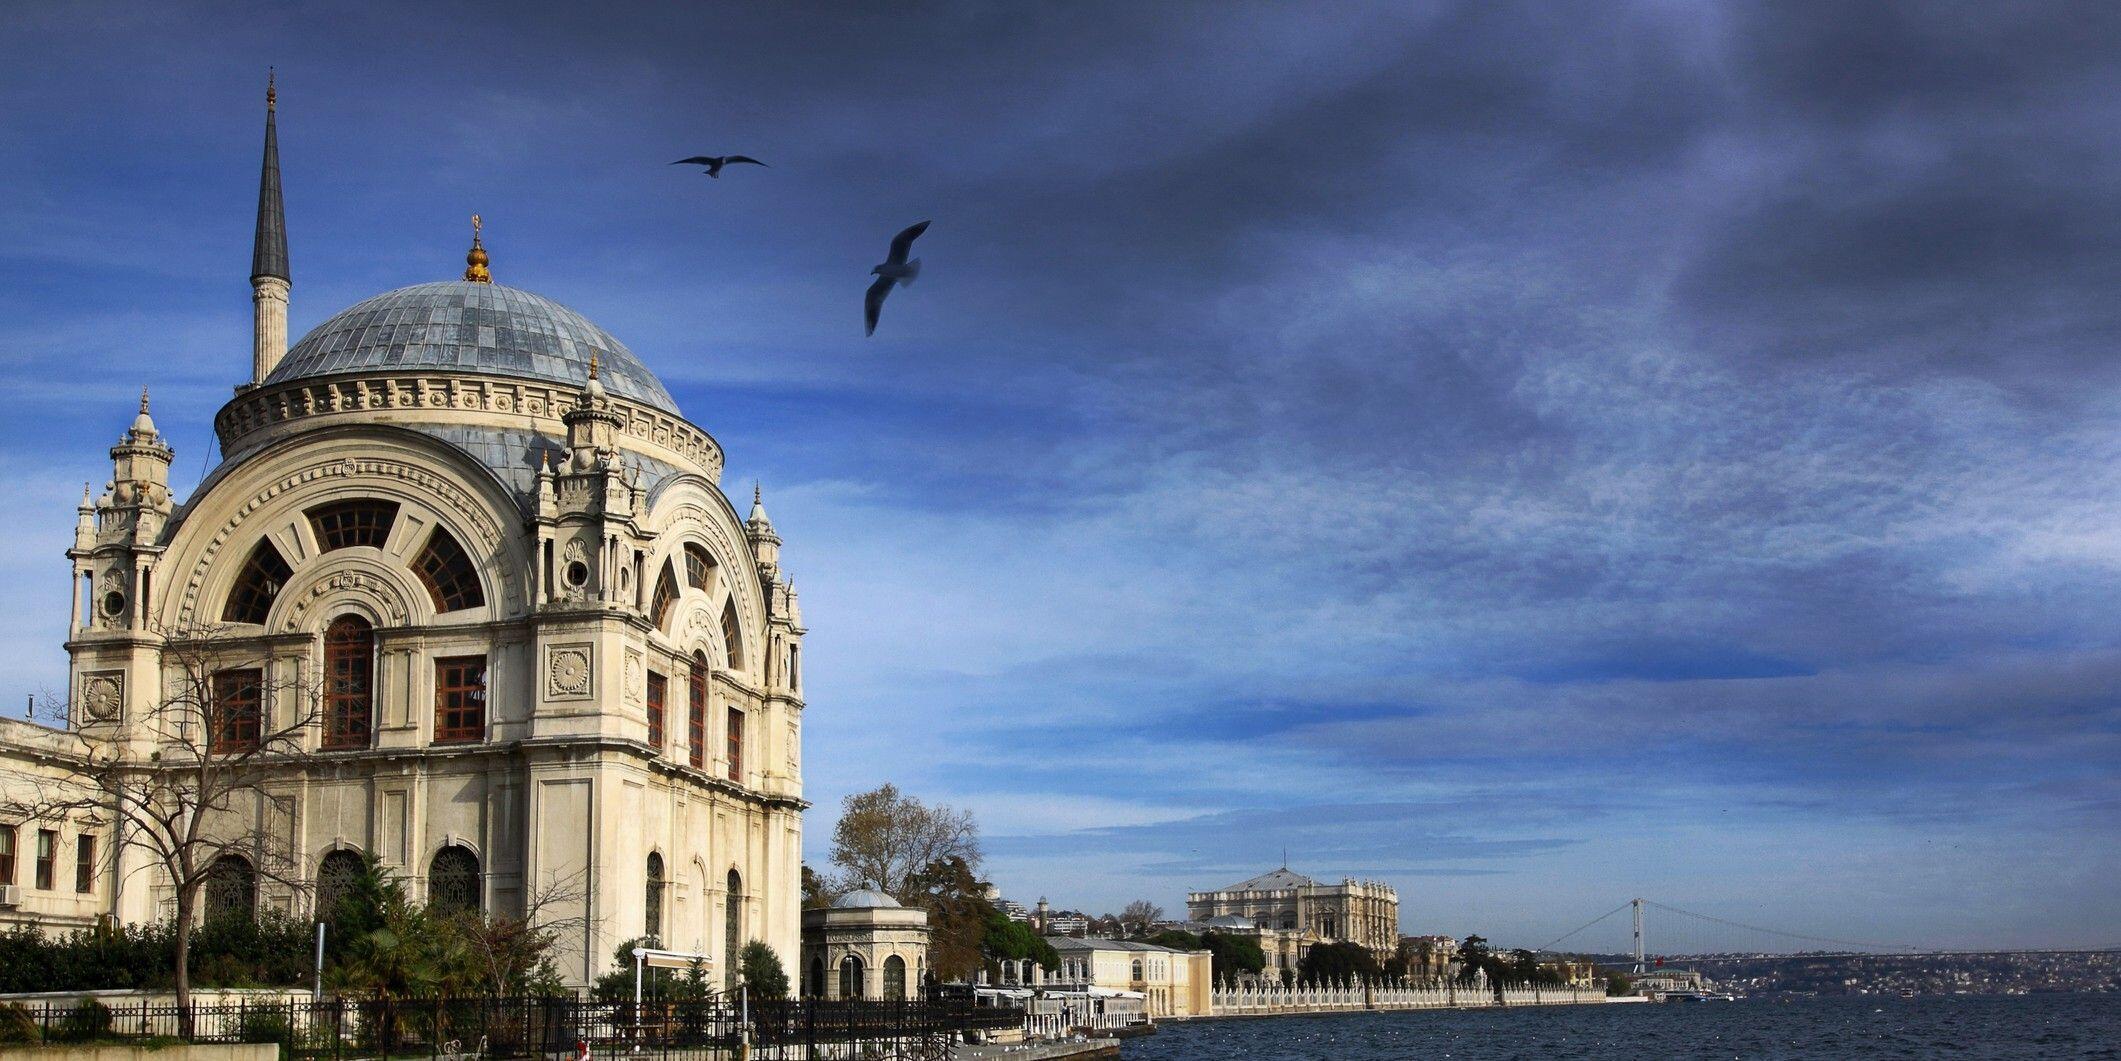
{"left": 0, "top": 994, "right": 1027, "bottom": 1059}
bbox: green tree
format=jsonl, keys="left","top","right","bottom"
{"left": 981, "top": 909, "right": 1060, "bottom": 973}
{"left": 1144, "top": 930, "right": 1201, "bottom": 950}
{"left": 1199, "top": 931, "right": 1266, "bottom": 983}
{"left": 1297, "top": 941, "right": 1380, "bottom": 984}
{"left": 904, "top": 855, "right": 994, "bottom": 982}
{"left": 738, "top": 940, "right": 790, "bottom": 1000}
{"left": 1606, "top": 969, "right": 1634, "bottom": 996}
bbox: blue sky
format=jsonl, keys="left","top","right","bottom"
{"left": 3, "top": 3, "right": 2118, "bottom": 953}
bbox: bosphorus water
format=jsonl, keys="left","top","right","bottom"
{"left": 1122, "top": 995, "right": 2120, "bottom": 1060}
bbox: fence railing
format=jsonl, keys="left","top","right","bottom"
{"left": 0, "top": 994, "right": 1026, "bottom": 1059}
{"left": 1210, "top": 977, "right": 1611, "bottom": 1015}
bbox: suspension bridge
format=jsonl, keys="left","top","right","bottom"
{"left": 1532, "top": 898, "right": 1934, "bottom": 972}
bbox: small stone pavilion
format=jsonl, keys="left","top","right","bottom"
{"left": 801, "top": 889, "right": 930, "bottom": 1000}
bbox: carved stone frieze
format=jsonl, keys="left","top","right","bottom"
{"left": 215, "top": 372, "right": 724, "bottom": 481}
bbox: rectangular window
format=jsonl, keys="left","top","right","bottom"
{"left": 434, "top": 656, "right": 487, "bottom": 744}
{"left": 35, "top": 829, "right": 56, "bottom": 890}
{"left": 688, "top": 670, "right": 706, "bottom": 770}
{"left": 74, "top": 834, "right": 95, "bottom": 894}
{"left": 0, "top": 825, "right": 14, "bottom": 885}
{"left": 645, "top": 672, "right": 667, "bottom": 753}
{"left": 210, "top": 669, "right": 263, "bottom": 754}
{"left": 726, "top": 707, "right": 744, "bottom": 782}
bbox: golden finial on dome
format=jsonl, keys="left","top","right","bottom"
{"left": 464, "top": 213, "right": 491, "bottom": 283}
{"left": 266, "top": 68, "right": 276, "bottom": 112}
{"left": 588, "top": 352, "right": 600, "bottom": 380}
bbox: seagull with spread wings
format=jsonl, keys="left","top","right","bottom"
{"left": 671, "top": 155, "right": 768, "bottom": 178}
{"left": 865, "top": 220, "right": 930, "bottom": 337}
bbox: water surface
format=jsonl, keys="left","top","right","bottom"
{"left": 1124, "top": 995, "right": 2120, "bottom": 1059}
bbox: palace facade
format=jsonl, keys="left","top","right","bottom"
{"left": 0, "top": 84, "right": 806, "bottom": 986}
{"left": 1185, "top": 867, "right": 1399, "bottom": 964}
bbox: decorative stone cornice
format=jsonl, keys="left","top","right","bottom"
{"left": 214, "top": 371, "right": 724, "bottom": 482}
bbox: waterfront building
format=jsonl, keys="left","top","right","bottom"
{"left": 0, "top": 84, "right": 806, "bottom": 986}
{"left": 1191, "top": 913, "right": 1308, "bottom": 981}
{"left": 1047, "top": 937, "right": 1213, "bottom": 1017}
{"left": 1400, "top": 933, "right": 1460, "bottom": 977}
{"left": 800, "top": 889, "right": 929, "bottom": 1000}
{"left": 1185, "top": 866, "right": 1399, "bottom": 961}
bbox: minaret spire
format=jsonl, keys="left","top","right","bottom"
{"left": 249, "top": 69, "right": 291, "bottom": 384}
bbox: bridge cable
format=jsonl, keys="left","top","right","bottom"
{"left": 1641, "top": 900, "right": 1915, "bottom": 953}
{"left": 1531, "top": 900, "right": 1633, "bottom": 954}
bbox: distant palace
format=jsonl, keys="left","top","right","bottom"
{"left": 1186, "top": 867, "right": 1399, "bottom": 975}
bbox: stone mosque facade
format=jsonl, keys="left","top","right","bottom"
{"left": 0, "top": 85, "right": 806, "bottom": 986}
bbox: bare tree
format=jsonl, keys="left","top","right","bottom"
{"left": 7, "top": 623, "right": 321, "bottom": 1017}
{"left": 1121, "top": 899, "right": 1165, "bottom": 936}
{"left": 828, "top": 783, "right": 980, "bottom": 902}
{"left": 450, "top": 866, "right": 592, "bottom": 994}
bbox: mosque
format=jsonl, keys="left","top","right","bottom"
{"left": 0, "top": 82, "right": 807, "bottom": 987}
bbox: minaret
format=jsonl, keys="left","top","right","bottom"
{"left": 250, "top": 70, "right": 290, "bottom": 384}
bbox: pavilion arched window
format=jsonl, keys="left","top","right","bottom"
{"left": 809, "top": 956, "right": 826, "bottom": 998}
{"left": 204, "top": 854, "right": 256, "bottom": 922}
{"left": 884, "top": 955, "right": 907, "bottom": 999}
{"left": 222, "top": 539, "right": 293, "bottom": 625}
{"left": 316, "top": 849, "right": 364, "bottom": 920}
{"left": 323, "top": 616, "right": 374, "bottom": 750}
{"left": 839, "top": 954, "right": 864, "bottom": 999}
{"left": 412, "top": 527, "right": 485, "bottom": 612}
{"left": 307, "top": 500, "right": 398, "bottom": 552}
{"left": 720, "top": 599, "right": 744, "bottom": 671}
{"left": 428, "top": 845, "right": 480, "bottom": 915}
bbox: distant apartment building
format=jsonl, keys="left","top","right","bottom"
{"left": 1186, "top": 866, "right": 1399, "bottom": 960}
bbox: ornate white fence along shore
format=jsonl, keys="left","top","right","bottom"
{"left": 1211, "top": 976, "right": 1611, "bottom": 1016}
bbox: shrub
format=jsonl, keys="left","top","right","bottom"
{"left": 53, "top": 998, "right": 113, "bottom": 1043}
{"left": 236, "top": 1005, "right": 296, "bottom": 1049}
{"left": 0, "top": 1003, "right": 42, "bottom": 1044}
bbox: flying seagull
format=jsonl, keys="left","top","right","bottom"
{"left": 865, "top": 220, "right": 930, "bottom": 337}
{"left": 671, "top": 155, "right": 768, "bottom": 178}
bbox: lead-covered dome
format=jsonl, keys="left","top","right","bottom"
{"left": 265, "top": 281, "right": 679, "bottom": 413}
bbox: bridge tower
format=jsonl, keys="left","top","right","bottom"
{"left": 1632, "top": 898, "right": 1646, "bottom": 975}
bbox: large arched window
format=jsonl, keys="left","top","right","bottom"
{"left": 323, "top": 616, "right": 374, "bottom": 750}
{"left": 724, "top": 869, "right": 742, "bottom": 975}
{"left": 682, "top": 544, "right": 717, "bottom": 593}
{"left": 428, "top": 845, "right": 480, "bottom": 915}
{"left": 1130, "top": 958, "right": 1144, "bottom": 982}
{"left": 411, "top": 527, "right": 485, "bottom": 612}
{"left": 650, "top": 562, "right": 679, "bottom": 629}
{"left": 204, "top": 854, "right": 255, "bottom": 922}
{"left": 839, "top": 954, "right": 864, "bottom": 999}
{"left": 307, "top": 500, "right": 398, "bottom": 551}
{"left": 645, "top": 853, "right": 665, "bottom": 941}
{"left": 884, "top": 955, "right": 907, "bottom": 999}
{"left": 720, "top": 599, "right": 744, "bottom": 671}
{"left": 688, "top": 653, "right": 708, "bottom": 769}
{"left": 316, "top": 849, "right": 363, "bottom": 920}
{"left": 222, "top": 540, "right": 293, "bottom": 625}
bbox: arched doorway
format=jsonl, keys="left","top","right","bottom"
{"left": 884, "top": 955, "right": 907, "bottom": 999}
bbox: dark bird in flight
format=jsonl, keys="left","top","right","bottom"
{"left": 671, "top": 155, "right": 768, "bottom": 178}
{"left": 865, "top": 220, "right": 930, "bottom": 337}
